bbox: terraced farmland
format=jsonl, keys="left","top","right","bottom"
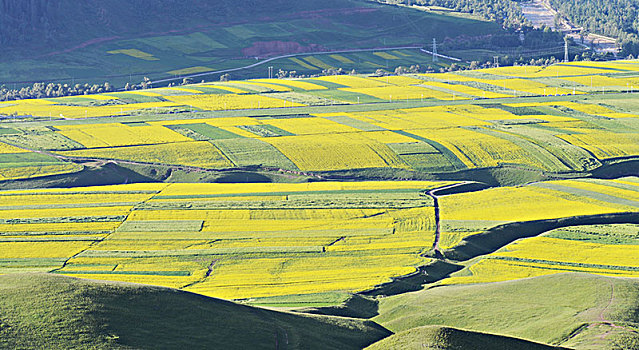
{"left": 3, "top": 59, "right": 639, "bottom": 349}
{"left": 0, "top": 181, "right": 449, "bottom": 303}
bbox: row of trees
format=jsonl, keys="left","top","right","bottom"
{"left": 377, "top": 0, "right": 528, "bottom": 29}
{"left": 0, "top": 77, "right": 163, "bottom": 101}
{"left": 0, "top": 82, "right": 114, "bottom": 102}
{"left": 548, "top": 0, "right": 639, "bottom": 56}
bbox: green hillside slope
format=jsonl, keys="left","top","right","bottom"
{"left": 365, "top": 325, "right": 568, "bottom": 350}
{"left": 374, "top": 273, "right": 639, "bottom": 349}
{"left": 0, "top": 273, "right": 391, "bottom": 350}
{"left": 0, "top": 0, "right": 506, "bottom": 86}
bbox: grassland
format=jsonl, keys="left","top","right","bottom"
{"left": 0, "top": 273, "right": 390, "bottom": 350}
{"left": 0, "top": 0, "right": 508, "bottom": 86}
{"left": 373, "top": 273, "right": 639, "bottom": 349}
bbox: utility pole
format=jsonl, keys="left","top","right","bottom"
{"left": 432, "top": 38, "right": 438, "bottom": 62}
{"left": 268, "top": 66, "right": 274, "bottom": 79}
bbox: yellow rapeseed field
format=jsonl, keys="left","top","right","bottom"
{"left": 58, "top": 141, "right": 233, "bottom": 168}
{"left": 440, "top": 185, "right": 632, "bottom": 222}
{"left": 57, "top": 123, "right": 191, "bottom": 148}
{"left": 165, "top": 93, "right": 304, "bottom": 110}
{"left": 263, "top": 133, "right": 407, "bottom": 171}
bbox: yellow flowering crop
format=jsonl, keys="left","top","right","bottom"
{"left": 314, "top": 75, "right": 389, "bottom": 88}
{"left": 58, "top": 141, "right": 233, "bottom": 169}
{"left": 57, "top": 123, "right": 191, "bottom": 148}
{"left": 263, "top": 133, "right": 407, "bottom": 171}
{"left": 440, "top": 185, "right": 632, "bottom": 222}
{"left": 165, "top": 93, "right": 304, "bottom": 110}
{"left": 250, "top": 79, "right": 327, "bottom": 90}
{"left": 341, "top": 85, "right": 465, "bottom": 101}
{"left": 557, "top": 132, "right": 639, "bottom": 159}
{"left": 0, "top": 141, "right": 28, "bottom": 154}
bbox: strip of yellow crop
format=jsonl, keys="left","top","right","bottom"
{"left": 0, "top": 163, "right": 83, "bottom": 181}
{"left": 289, "top": 57, "right": 317, "bottom": 70}
{"left": 108, "top": 49, "right": 158, "bottom": 61}
{"left": 157, "top": 116, "right": 259, "bottom": 128}
{"left": 341, "top": 86, "right": 466, "bottom": 101}
{"left": 263, "top": 134, "right": 406, "bottom": 171}
{"left": 494, "top": 236, "right": 639, "bottom": 267}
{"left": 57, "top": 123, "right": 191, "bottom": 148}
{"left": 147, "top": 195, "right": 287, "bottom": 203}
{"left": 58, "top": 141, "right": 233, "bottom": 169}
{"left": 162, "top": 87, "right": 204, "bottom": 94}
{"left": 557, "top": 132, "right": 639, "bottom": 159}
{"left": 314, "top": 75, "right": 389, "bottom": 88}
{"left": 0, "top": 183, "right": 163, "bottom": 195}
{"left": 369, "top": 76, "right": 425, "bottom": 86}
{"left": 420, "top": 81, "right": 511, "bottom": 98}
{"left": 349, "top": 107, "right": 486, "bottom": 130}
{"left": 264, "top": 117, "right": 359, "bottom": 135}
{"left": 165, "top": 93, "right": 304, "bottom": 110}
{"left": 554, "top": 179, "right": 639, "bottom": 202}
{"left": 329, "top": 54, "right": 354, "bottom": 64}
{"left": 481, "top": 63, "right": 617, "bottom": 77}
{"left": 63, "top": 274, "right": 198, "bottom": 289}
{"left": 0, "top": 141, "right": 27, "bottom": 154}
{"left": 184, "top": 254, "right": 425, "bottom": 299}
{"left": 0, "top": 241, "right": 94, "bottom": 258}
{"left": 441, "top": 258, "right": 639, "bottom": 285}
{"left": 250, "top": 79, "right": 327, "bottom": 91}
{"left": 410, "top": 127, "right": 545, "bottom": 168}
{"left": 0, "top": 192, "right": 154, "bottom": 206}
{"left": 440, "top": 186, "right": 631, "bottom": 222}
{"left": 55, "top": 94, "right": 117, "bottom": 102}
{"left": 0, "top": 206, "right": 132, "bottom": 219}
{"left": 115, "top": 91, "right": 164, "bottom": 97}
{"left": 0, "top": 222, "right": 120, "bottom": 233}
{"left": 233, "top": 81, "right": 292, "bottom": 92}
{"left": 198, "top": 84, "right": 248, "bottom": 94}
{"left": 303, "top": 56, "right": 334, "bottom": 70}
{"left": 373, "top": 52, "right": 400, "bottom": 60}
{"left": 419, "top": 73, "right": 480, "bottom": 82}
{"left": 356, "top": 130, "right": 417, "bottom": 143}
{"left": 157, "top": 181, "right": 450, "bottom": 196}
{"left": 0, "top": 101, "right": 179, "bottom": 118}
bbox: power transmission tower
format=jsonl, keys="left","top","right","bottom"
{"left": 432, "top": 38, "right": 438, "bottom": 62}
{"left": 493, "top": 56, "right": 499, "bottom": 68}
{"left": 564, "top": 39, "right": 569, "bottom": 62}
{"left": 268, "top": 66, "right": 274, "bottom": 79}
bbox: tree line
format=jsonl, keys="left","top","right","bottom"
{"left": 548, "top": 0, "right": 639, "bottom": 56}
{"left": 374, "top": 0, "right": 529, "bottom": 29}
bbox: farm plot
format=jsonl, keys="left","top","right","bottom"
{"left": 441, "top": 224, "right": 639, "bottom": 285}
{"left": 436, "top": 177, "right": 639, "bottom": 257}
{"left": 0, "top": 181, "right": 448, "bottom": 300}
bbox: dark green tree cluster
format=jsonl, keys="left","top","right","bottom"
{"left": 377, "top": 0, "right": 528, "bottom": 28}
{"left": 0, "top": 82, "right": 113, "bottom": 101}
{"left": 548, "top": 0, "right": 639, "bottom": 56}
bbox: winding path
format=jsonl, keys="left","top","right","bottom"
{"left": 425, "top": 181, "right": 479, "bottom": 251}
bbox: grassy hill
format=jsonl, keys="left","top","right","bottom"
{"left": 373, "top": 273, "right": 639, "bottom": 349}
{"left": 365, "top": 325, "right": 568, "bottom": 350}
{"left": 0, "top": 0, "right": 507, "bottom": 86}
{"left": 0, "top": 273, "right": 390, "bottom": 349}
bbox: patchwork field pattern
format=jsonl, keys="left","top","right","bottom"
{"left": 439, "top": 177, "right": 639, "bottom": 284}
{"left": 0, "top": 181, "right": 448, "bottom": 301}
